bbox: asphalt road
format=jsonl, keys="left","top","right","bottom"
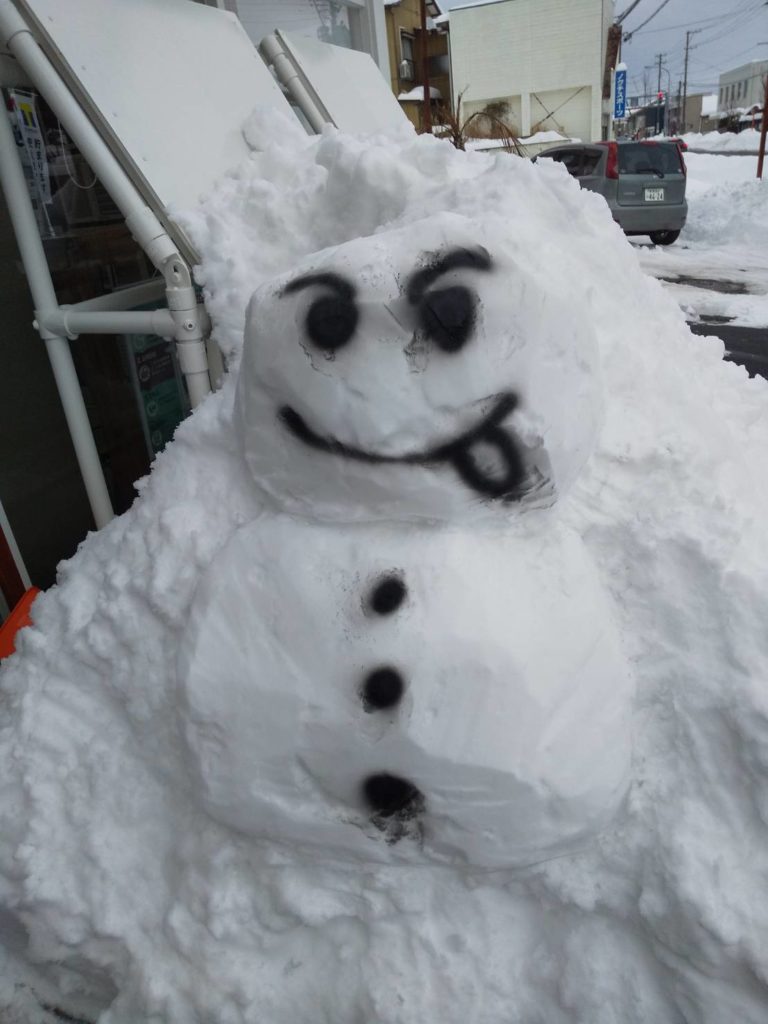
{"left": 688, "top": 322, "right": 768, "bottom": 380}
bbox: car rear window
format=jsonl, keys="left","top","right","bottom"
{"left": 618, "top": 143, "right": 683, "bottom": 176}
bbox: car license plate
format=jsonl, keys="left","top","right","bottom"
{"left": 645, "top": 187, "right": 665, "bottom": 201}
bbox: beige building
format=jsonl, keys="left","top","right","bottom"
{"left": 383, "top": 0, "right": 450, "bottom": 130}
{"left": 448, "top": 0, "right": 612, "bottom": 141}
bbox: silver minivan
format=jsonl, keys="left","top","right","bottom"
{"left": 537, "top": 140, "right": 687, "bottom": 245}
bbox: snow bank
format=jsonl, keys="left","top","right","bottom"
{"left": 683, "top": 152, "right": 768, "bottom": 247}
{"left": 2, "top": 108, "right": 768, "bottom": 1023}
{"left": 684, "top": 128, "right": 763, "bottom": 153}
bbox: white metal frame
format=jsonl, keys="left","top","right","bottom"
{"left": 259, "top": 33, "right": 329, "bottom": 134}
{"left": 0, "top": 0, "right": 213, "bottom": 528}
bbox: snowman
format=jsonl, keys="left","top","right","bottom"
{"left": 178, "top": 213, "right": 633, "bottom": 870}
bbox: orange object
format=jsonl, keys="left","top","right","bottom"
{"left": 0, "top": 587, "right": 40, "bottom": 660}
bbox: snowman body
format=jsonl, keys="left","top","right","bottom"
{"left": 179, "top": 214, "right": 633, "bottom": 869}
{"left": 181, "top": 514, "right": 631, "bottom": 868}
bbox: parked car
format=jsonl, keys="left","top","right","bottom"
{"left": 536, "top": 140, "right": 688, "bottom": 245}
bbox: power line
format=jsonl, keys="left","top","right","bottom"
{"left": 697, "top": 12, "right": 764, "bottom": 45}
{"left": 625, "top": 0, "right": 762, "bottom": 36}
{"left": 616, "top": 0, "right": 646, "bottom": 24}
{"left": 623, "top": 0, "right": 674, "bottom": 42}
{"left": 625, "top": 0, "right": 768, "bottom": 88}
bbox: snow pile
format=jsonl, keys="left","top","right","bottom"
{"left": 2, "top": 109, "right": 768, "bottom": 1023}
{"left": 684, "top": 128, "right": 763, "bottom": 153}
{"left": 683, "top": 152, "right": 768, "bottom": 248}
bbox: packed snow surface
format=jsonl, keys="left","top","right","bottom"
{"left": 637, "top": 152, "right": 768, "bottom": 326}
{"left": 2, "top": 106, "right": 768, "bottom": 1023}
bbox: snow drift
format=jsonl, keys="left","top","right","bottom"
{"left": 683, "top": 128, "right": 763, "bottom": 153}
{"left": 2, "top": 107, "right": 768, "bottom": 1023}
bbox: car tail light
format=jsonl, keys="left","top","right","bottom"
{"left": 605, "top": 141, "right": 619, "bottom": 179}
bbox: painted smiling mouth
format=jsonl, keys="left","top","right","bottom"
{"left": 278, "top": 392, "right": 529, "bottom": 500}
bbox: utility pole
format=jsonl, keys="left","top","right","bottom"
{"left": 419, "top": 0, "right": 432, "bottom": 134}
{"left": 676, "top": 79, "right": 682, "bottom": 134}
{"left": 650, "top": 54, "right": 665, "bottom": 134}
{"left": 758, "top": 73, "right": 768, "bottom": 179}
{"left": 681, "top": 30, "right": 701, "bottom": 135}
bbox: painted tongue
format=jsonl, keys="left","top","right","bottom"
{"left": 449, "top": 424, "right": 526, "bottom": 500}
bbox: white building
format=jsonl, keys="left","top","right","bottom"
{"left": 448, "top": 0, "right": 613, "bottom": 142}
{"left": 718, "top": 60, "right": 768, "bottom": 114}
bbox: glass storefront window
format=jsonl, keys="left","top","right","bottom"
{"left": 3, "top": 87, "right": 189, "bottom": 518}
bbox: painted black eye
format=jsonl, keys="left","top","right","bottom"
{"left": 419, "top": 285, "right": 476, "bottom": 353}
{"left": 305, "top": 294, "right": 358, "bottom": 352}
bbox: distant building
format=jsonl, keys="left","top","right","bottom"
{"left": 718, "top": 60, "right": 768, "bottom": 115}
{"left": 668, "top": 92, "right": 718, "bottom": 135}
{"left": 447, "top": 0, "right": 612, "bottom": 141}
{"left": 383, "top": 0, "right": 450, "bottom": 131}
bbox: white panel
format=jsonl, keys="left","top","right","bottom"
{"left": 277, "top": 30, "right": 409, "bottom": 136}
{"left": 16, "top": 0, "right": 294, "bottom": 256}
{"left": 450, "top": 0, "right": 603, "bottom": 140}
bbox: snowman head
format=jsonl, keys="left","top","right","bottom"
{"left": 236, "top": 214, "right": 602, "bottom": 523}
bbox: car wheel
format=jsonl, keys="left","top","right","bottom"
{"left": 649, "top": 230, "right": 680, "bottom": 246}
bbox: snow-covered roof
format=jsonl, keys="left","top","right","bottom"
{"left": 464, "top": 131, "right": 580, "bottom": 152}
{"left": 450, "top": 0, "right": 509, "bottom": 10}
{"left": 398, "top": 85, "right": 442, "bottom": 101}
{"left": 434, "top": 12, "right": 450, "bottom": 24}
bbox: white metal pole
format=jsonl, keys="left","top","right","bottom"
{"left": 0, "top": 97, "right": 114, "bottom": 528}
{"left": 37, "top": 308, "right": 189, "bottom": 339}
{"left": 259, "top": 34, "right": 329, "bottom": 133}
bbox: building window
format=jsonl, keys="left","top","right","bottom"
{"left": 399, "top": 31, "right": 415, "bottom": 81}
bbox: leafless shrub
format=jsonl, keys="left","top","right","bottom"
{"left": 433, "top": 90, "right": 525, "bottom": 156}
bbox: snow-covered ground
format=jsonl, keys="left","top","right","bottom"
{"left": 634, "top": 152, "right": 768, "bottom": 327}
{"left": 2, "top": 112, "right": 768, "bottom": 1024}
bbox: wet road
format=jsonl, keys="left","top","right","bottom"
{"left": 688, "top": 322, "right": 768, "bottom": 380}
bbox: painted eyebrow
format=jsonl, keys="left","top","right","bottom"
{"left": 406, "top": 246, "right": 492, "bottom": 304}
{"left": 281, "top": 271, "right": 356, "bottom": 301}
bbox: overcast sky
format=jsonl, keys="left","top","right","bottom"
{"left": 440, "top": 0, "right": 768, "bottom": 100}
